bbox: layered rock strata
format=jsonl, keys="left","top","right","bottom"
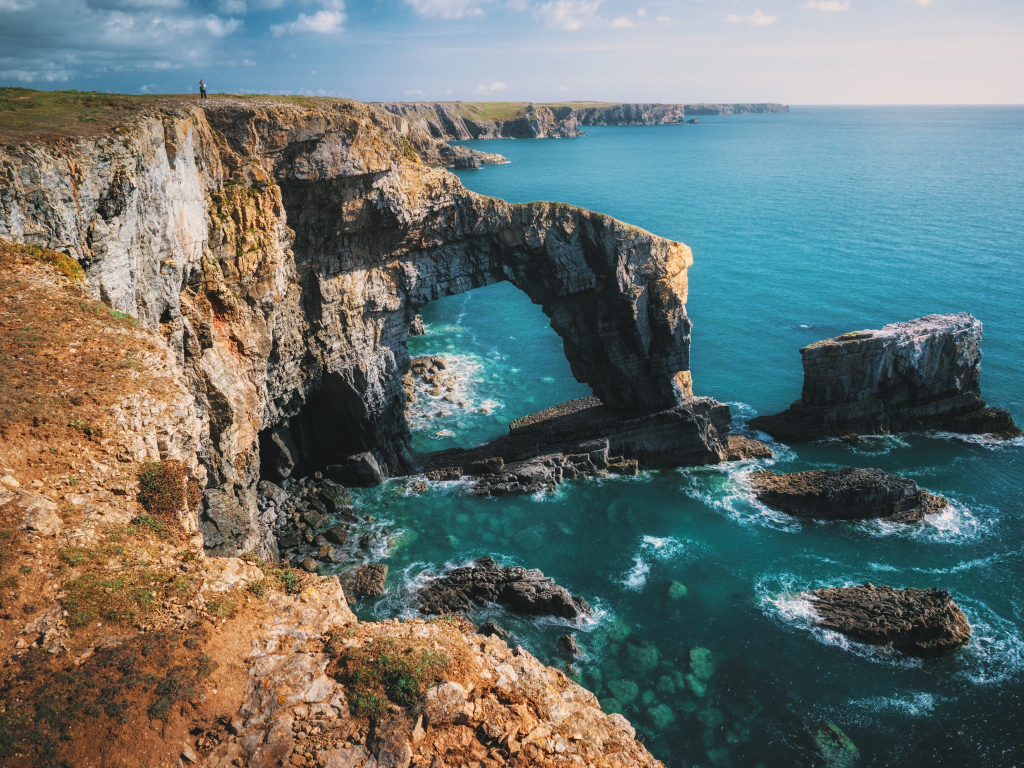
{"left": 418, "top": 556, "right": 592, "bottom": 619}
{"left": 422, "top": 396, "right": 770, "bottom": 496}
{"left": 808, "top": 585, "right": 971, "bottom": 655}
{"left": 1, "top": 97, "right": 701, "bottom": 556}
{"left": 749, "top": 468, "right": 948, "bottom": 523}
{"left": 379, "top": 102, "right": 789, "bottom": 140}
{"left": 749, "top": 314, "right": 1021, "bottom": 441}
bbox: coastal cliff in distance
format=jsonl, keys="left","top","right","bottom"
{"left": 380, "top": 101, "right": 790, "bottom": 140}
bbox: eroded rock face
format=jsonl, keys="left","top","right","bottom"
{"left": 418, "top": 556, "right": 592, "bottom": 619}
{"left": 749, "top": 468, "right": 948, "bottom": 523}
{"left": 0, "top": 98, "right": 699, "bottom": 556}
{"left": 749, "top": 314, "right": 1021, "bottom": 441}
{"left": 808, "top": 585, "right": 971, "bottom": 655}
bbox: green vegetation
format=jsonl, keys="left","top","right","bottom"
{"left": 61, "top": 567, "right": 197, "bottom": 630}
{"left": 136, "top": 460, "right": 187, "bottom": 519}
{"left": 339, "top": 636, "right": 449, "bottom": 720}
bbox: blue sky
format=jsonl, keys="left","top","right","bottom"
{"left": 1, "top": 0, "right": 1021, "bottom": 103}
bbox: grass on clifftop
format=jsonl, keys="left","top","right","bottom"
{"left": 0, "top": 88, "right": 361, "bottom": 145}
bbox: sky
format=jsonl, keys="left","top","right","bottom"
{"left": 0, "top": 0, "right": 1022, "bottom": 104}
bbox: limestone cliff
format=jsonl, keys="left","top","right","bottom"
{"left": 379, "top": 101, "right": 790, "bottom": 140}
{"left": 0, "top": 96, "right": 712, "bottom": 558}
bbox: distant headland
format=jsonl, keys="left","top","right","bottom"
{"left": 377, "top": 100, "right": 790, "bottom": 140}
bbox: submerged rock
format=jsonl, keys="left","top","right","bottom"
{"left": 749, "top": 468, "right": 948, "bottom": 523}
{"left": 750, "top": 314, "right": 1021, "bottom": 441}
{"left": 417, "top": 556, "right": 591, "bottom": 619}
{"left": 667, "top": 580, "right": 689, "bottom": 599}
{"left": 808, "top": 584, "right": 971, "bottom": 655}
{"left": 812, "top": 722, "right": 858, "bottom": 768}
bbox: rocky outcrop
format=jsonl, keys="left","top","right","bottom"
{"left": 749, "top": 468, "right": 948, "bottom": 523}
{"left": 417, "top": 556, "right": 592, "bottom": 619}
{"left": 749, "top": 314, "right": 1021, "bottom": 441}
{"left": 379, "top": 102, "right": 789, "bottom": 140}
{"left": 1, "top": 96, "right": 701, "bottom": 556}
{"left": 808, "top": 584, "right": 971, "bottom": 655}
{"left": 422, "top": 395, "right": 763, "bottom": 495}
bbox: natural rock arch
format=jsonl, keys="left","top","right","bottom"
{"left": 260, "top": 166, "right": 696, "bottom": 480}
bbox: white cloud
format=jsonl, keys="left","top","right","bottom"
{"left": 271, "top": 8, "right": 345, "bottom": 35}
{"left": 474, "top": 81, "right": 506, "bottom": 94}
{"left": 205, "top": 14, "right": 243, "bottom": 37}
{"left": 405, "top": 0, "right": 490, "bottom": 19}
{"left": 803, "top": 0, "right": 849, "bottom": 11}
{"left": 656, "top": 14, "right": 669, "bottom": 21}
{"left": 403, "top": 89, "right": 424, "bottom": 95}
{"left": 0, "top": 0, "right": 35, "bottom": 10}
{"left": 725, "top": 9, "right": 777, "bottom": 26}
{"left": 0, "top": 65, "right": 72, "bottom": 82}
{"left": 910, "top": 0, "right": 930, "bottom": 5}
{"left": 139, "top": 82, "right": 157, "bottom": 91}
{"left": 557, "top": 85, "right": 568, "bottom": 91}
{"left": 217, "top": 0, "right": 246, "bottom": 13}
{"left": 535, "top": 0, "right": 600, "bottom": 30}
{"left": 611, "top": 15, "right": 631, "bottom": 27}
{"left": 243, "top": 58, "right": 257, "bottom": 66}
{"left": 311, "top": 69, "right": 317, "bottom": 74}
{"left": 636, "top": 6, "right": 644, "bottom": 16}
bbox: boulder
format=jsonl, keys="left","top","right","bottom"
{"left": 409, "top": 314, "right": 426, "bottom": 336}
{"left": 750, "top": 468, "right": 947, "bottom": 523}
{"left": 417, "top": 556, "right": 591, "bottom": 619}
{"left": 808, "top": 584, "right": 971, "bottom": 655}
{"left": 325, "top": 453, "right": 387, "bottom": 487}
{"left": 750, "top": 314, "right": 1021, "bottom": 440}
{"left": 725, "top": 435, "right": 774, "bottom": 461}
{"left": 344, "top": 563, "right": 388, "bottom": 598}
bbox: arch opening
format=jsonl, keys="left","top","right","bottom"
{"left": 403, "top": 281, "right": 592, "bottom": 457}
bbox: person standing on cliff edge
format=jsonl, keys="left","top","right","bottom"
{"left": 199, "top": 80, "right": 207, "bottom": 99}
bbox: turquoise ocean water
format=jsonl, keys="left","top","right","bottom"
{"left": 348, "top": 107, "right": 1024, "bottom": 767}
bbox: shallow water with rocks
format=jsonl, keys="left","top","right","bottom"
{"left": 324, "top": 108, "right": 1023, "bottom": 767}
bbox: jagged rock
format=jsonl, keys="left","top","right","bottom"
{"left": 750, "top": 314, "right": 1021, "bottom": 441}
{"left": 750, "top": 468, "right": 948, "bottom": 523}
{"left": 725, "top": 434, "right": 774, "bottom": 461}
{"left": 324, "top": 454, "right": 387, "bottom": 488}
{"left": 344, "top": 563, "right": 388, "bottom": 598}
{"left": 477, "top": 620, "right": 509, "bottom": 639}
{"left": 557, "top": 634, "right": 582, "bottom": 658}
{"left": 409, "top": 314, "right": 425, "bottom": 336}
{"left": 417, "top": 556, "right": 591, "bottom": 619}
{"left": 808, "top": 584, "right": 971, "bottom": 655}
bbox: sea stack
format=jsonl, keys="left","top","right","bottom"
{"left": 749, "top": 314, "right": 1021, "bottom": 441}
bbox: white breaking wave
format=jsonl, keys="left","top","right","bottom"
{"left": 620, "top": 556, "right": 650, "bottom": 591}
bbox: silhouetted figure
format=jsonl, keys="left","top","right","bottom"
{"left": 199, "top": 80, "right": 207, "bottom": 99}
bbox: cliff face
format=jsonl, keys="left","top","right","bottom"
{"left": 379, "top": 102, "right": 789, "bottom": 140}
{"left": 0, "top": 97, "right": 701, "bottom": 558}
{"left": 749, "top": 314, "right": 1021, "bottom": 440}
